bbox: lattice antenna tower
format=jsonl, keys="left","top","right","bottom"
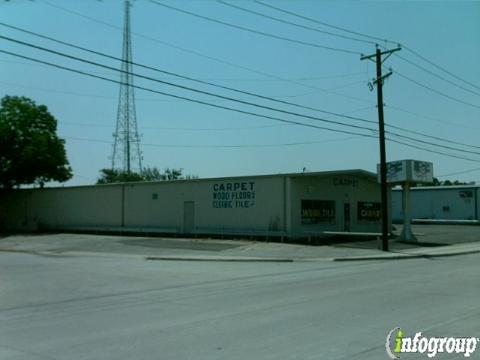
{"left": 112, "top": 0, "right": 142, "bottom": 173}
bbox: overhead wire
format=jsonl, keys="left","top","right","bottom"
{"left": 2, "top": 47, "right": 479, "bottom": 164}
{"left": 402, "top": 45, "right": 480, "bottom": 92}
{"left": 393, "top": 69, "right": 480, "bottom": 110}
{"left": 2, "top": 34, "right": 479, "bottom": 157}
{"left": 0, "top": 49, "right": 378, "bottom": 139}
{"left": 65, "top": 135, "right": 364, "bottom": 149}
{"left": 216, "top": 0, "right": 375, "bottom": 45}
{"left": 253, "top": 1, "right": 480, "bottom": 100}
{"left": 4, "top": 33, "right": 480, "bottom": 157}
{"left": 0, "top": 79, "right": 364, "bottom": 104}
{"left": 253, "top": 0, "right": 390, "bottom": 44}
{"left": 385, "top": 122, "right": 480, "bottom": 150}
{"left": 217, "top": 0, "right": 480, "bottom": 109}
{"left": 0, "top": 22, "right": 374, "bottom": 125}
{"left": 43, "top": 0, "right": 479, "bottom": 111}
{"left": 39, "top": 0, "right": 374, "bottom": 104}
{"left": 148, "top": 0, "right": 361, "bottom": 55}
{"left": 393, "top": 53, "right": 480, "bottom": 97}
{"left": 2, "top": 23, "right": 478, "bottom": 152}
{"left": 60, "top": 121, "right": 287, "bottom": 131}
{"left": 0, "top": 34, "right": 378, "bottom": 134}
{"left": 0, "top": 56, "right": 364, "bottom": 83}
{"left": 386, "top": 104, "right": 480, "bottom": 131}
{"left": 58, "top": 104, "right": 376, "bottom": 132}
{"left": 387, "top": 138, "right": 479, "bottom": 163}
{"left": 437, "top": 167, "right": 480, "bottom": 178}
{"left": 1, "top": 10, "right": 475, "bottom": 160}
{"left": 385, "top": 132, "right": 480, "bottom": 156}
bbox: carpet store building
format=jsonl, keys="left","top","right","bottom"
{"left": 0, "top": 169, "right": 388, "bottom": 239}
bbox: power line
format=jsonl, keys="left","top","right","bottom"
{"left": 253, "top": 0, "right": 390, "bottom": 44}
{"left": 385, "top": 122, "right": 480, "bottom": 150}
{"left": 148, "top": 0, "right": 361, "bottom": 55}
{"left": 28, "top": 1, "right": 478, "bottom": 159}
{"left": 386, "top": 104, "right": 480, "bottom": 131}
{"left": 437, "top": 167, "right": 480, "bottom": 178}
{"left": 60, "top": 120, "right": 288, "bottom": 131}
{"left": 216, "top": 0, "right": 374, "bottom": 45}
{"left": 253, "top": 1, "right": 480, "bottom": 98}
{"left": 66, "top": 135, "right": 364, "bottom": 149}
{"left": 0, "top": 49, "right": 377, "bottom": 139}
{"left": 2, "top": 32, "right": 479, "bottom": 158}
{"left": 0, "top": 79, "right": 364, "bottom": 104}
{"left": 394, "top": 53, "right": 480, "bottom": 97}
{"left": 403, "top": 45, "right": 480, "bottom": 92}
{"left": 386, "top": 131, "right": 480, "bottom": 156}
{"left": 38, "top": 2, "right": 374, "bottom": 105}
{"left": 63, "top": 136, "right": 480, "bottom": 162}
{"left": 393, "top": 69, "right": 480, "bottom": 110}
{"left": 387, "top": 138, "right": 480, "bottom": 163}
{"left": 4, "top": 24, "right": 478, "bottom": 153}
{"left": 53, "top": 115, "right": 480, "bottom": 154}
{"left": 43, "top": 0, "right": 479, "bottom": 110}
{"left": 0, "top": 58, "right": 364, "bottom": 82}
{"left": 7, "top": 34, "right": 480, "bottom": 157}
{"left": 0, "top": 34, "right": 378, "bottom": 134}
{"left": 219, "top": 0, "right": 480, "bottom": 98}
{"left": 59, "top": 104, "right": 375, "bottom": 131}
{"left": 2, "top": 48, "right": 478, "bottom": 163}
{"left": 0, "top": 22, "right": 374, "bottom": 125}
{"left": 3, "top": 35, "right": 479, "bottom": 157}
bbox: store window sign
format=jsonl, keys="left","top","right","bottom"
{"left": 301, "top": 200, "right": 335, "bottom": 224}
{"left": 358, "top": 202, "right": 381, "bottom": 221}
{"left": 212, "top": 181, "right": 255, "bottom": 209}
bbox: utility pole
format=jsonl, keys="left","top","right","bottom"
{"left": 112, "top": 0, "right": 142, "bottom": 173}
{"left": 361, "top": 45, "right": 401, "bottom": 251}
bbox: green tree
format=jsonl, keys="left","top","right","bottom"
{"left": 427, "top": 178, "right": 473, "bottom": 186}
{"left": 0, "top": 96, "right": 72, "bottom": 188}
{"left": 141, "top": 167, "right": 166, "bottom": 181}
{"left": 96, "top": 169, "right": 144, "bottom": 184}
{"left": 96, "top": 167, "right": 197, "bottom": 184}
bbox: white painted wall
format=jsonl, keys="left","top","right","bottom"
{"left": 123, "top": 176, "right": 285, "bottom": 234}
{"left": 0, "top": 171, "right": 384, "bottom": 238}
{"left": 289, "top": 174, "right": 382, "bottom": 236}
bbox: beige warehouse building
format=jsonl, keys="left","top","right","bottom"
{"left": 0, "top": 169, "right": 387, "bottom": 239}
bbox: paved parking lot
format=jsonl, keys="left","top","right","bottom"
{"left": 0, "top": 224, "right": 478, "bottom": 260}
{"left": 1, "top": 249, "right": 479, "bottom": 360}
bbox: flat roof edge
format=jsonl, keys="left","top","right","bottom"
{"left": 4, "top": 168, "right": 377, "bottom": 191}
{"left": 392, "top": 185, "right": 479, "bottom": 191}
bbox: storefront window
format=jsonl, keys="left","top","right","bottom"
{"left": 301, "top": 200, "right": 335, "bottom": 224}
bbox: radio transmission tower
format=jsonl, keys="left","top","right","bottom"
{"left": 112, "top": 0, "right": 142, "bottom": 173}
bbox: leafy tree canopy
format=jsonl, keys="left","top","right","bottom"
{"left": 425, "top": 177, "right": 475, "bottom": 186}
{"left": 0, "top": 96, "right": 72, "bottom": 188}
{"left": 97, "top": 167, "right": 198, "bottom": 184}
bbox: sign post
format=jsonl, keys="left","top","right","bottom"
{"left": 401, "top": 182, "right": 415, "bottom": 242}
{"left": 377, "top": 160, "right": 434, "bottom": 243}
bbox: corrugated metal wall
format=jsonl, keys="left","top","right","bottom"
{"left": 392, "top": 186, "right": 479, "bottom": 221}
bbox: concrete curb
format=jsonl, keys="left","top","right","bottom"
{"left": 1, "top": 245, "right": 480, "bottom": 263}
{"left": 145, "top": 256, "right": 294, "bottom": 263}
{"left": 332, "top": 248, "right": 480, "bottom": 262}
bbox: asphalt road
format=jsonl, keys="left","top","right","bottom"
{"left": 0, "top": 252, "right": 479, "bottom": 360}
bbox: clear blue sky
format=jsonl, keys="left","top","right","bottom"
{"left": 1, "top": 0, "right": 479, "bottom": 186}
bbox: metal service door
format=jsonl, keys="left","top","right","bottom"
{"left": 183, "top": 201, "right": 195, "bottom": 234}
{"left": 343, "top": 203, "right": 351, "bottom": 232}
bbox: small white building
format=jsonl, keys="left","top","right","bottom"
{"left": 392, "top": 185, "right": 480, "bottom": 222}
{"left": 0, "top": 169, "right": 388, "bottom": 239}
